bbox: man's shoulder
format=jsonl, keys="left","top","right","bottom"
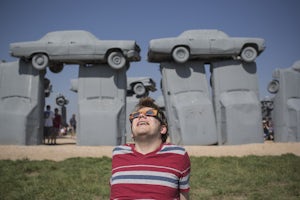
{"left": 158, "top": 143, "right": 188, "bottom": 156}
{"left": 112, "top": 144, "right": 133, "bottom": 156}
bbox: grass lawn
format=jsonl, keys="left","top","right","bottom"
{"left": 0, "top": 154, "right": 299, "bottom": 199}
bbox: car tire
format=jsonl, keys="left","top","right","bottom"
{"left": 107, "top": 51, "right": 126, "bottom": 70}
{"left": 56, "top": 96, "right": 66, "bottom": 106}
{"left": 172, "top": 46, "right": 189, "bottom": 63}
{"left": 32, "top": 53, "right": 49, "bottom": 70}
{"left": 240, "top": 46, "right": 257, "bottom": 62}
{"left": 267, "top": 80, "right": 279, "bottom": 94}
{"left": 133, "top": 83, "right": 146, "bottom": 96}
{"left": 49, "top": 63, "right": 64, "bottom": 73}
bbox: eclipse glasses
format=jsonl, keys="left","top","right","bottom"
{"left": 129, "top": 109, "right": 163, "bottom": 123}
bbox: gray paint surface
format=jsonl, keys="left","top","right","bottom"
{"left": 10, "top": 30, "right": 141, "bottom": 71}
{"left": 0, "top": 61, "right": 44, "bottom": 145}
{"left": 270, "top": 61, "right": 300, "bottom": 142}
{"left": 148, "top": 29, "right": 265, "bottom": 63}
{"left": 160, "top": 61, "right": 218, "bottom": 145}
{"left": 211, "top": 60, "right": 264, "bottom": 145}
{"left": 76, "top": 64, "right": 127, "bottom": 145}
{"left": 125, "top": 96, "right": 138, "bottom": 143}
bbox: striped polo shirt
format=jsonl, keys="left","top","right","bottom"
{"left": 110, "top": 143, "right": 191, "bottom": 200}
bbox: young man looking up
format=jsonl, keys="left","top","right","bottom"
{"left": 110, "top": 97, "right": 191, "bottom": 200}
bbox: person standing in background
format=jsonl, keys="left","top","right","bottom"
{"left": 69, "top": 114, "right": 77, "bottom": 138}
{"left": 51, "top": 108, "right": 61, "bottom": 145}
{"left": 44, "top": 105, "right": 54, "bottom": 144}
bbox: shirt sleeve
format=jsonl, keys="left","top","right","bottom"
{"left": 179, "top": 152, "right": 191, "bottom": 192}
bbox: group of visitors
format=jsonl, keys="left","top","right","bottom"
{"left": 43, "top": 105, "right": 77, "bottom": 145}
{"left": 43, "top": 105, "right": 59, "bottom": 144}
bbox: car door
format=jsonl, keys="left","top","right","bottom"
{"left": 68, "top": 33, "right": 96, "bottom": 60}
{"left": 45, "top": 35, "right": 69, "bottom": 59}
{"left": 188, "top": 36, "right": 210, "bottom": 55}
{"left": 209, "top": 38, "right": 236, "bottom": 55}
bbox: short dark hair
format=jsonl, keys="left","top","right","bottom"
{"left": 133, "top": 97, "right": 168, "bottom": 143}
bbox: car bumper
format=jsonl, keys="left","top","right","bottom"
{"left": 126, "top": 50, "right": 141, "bottom": 61}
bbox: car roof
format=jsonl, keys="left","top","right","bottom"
{"left": 40, "top": 30, "right": 98, "bottom": 41}
{"left": 179, "top": 29, "right": 229, "bottom": 39}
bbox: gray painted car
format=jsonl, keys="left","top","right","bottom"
{"left": 267, "top": 60, "right": 300, "bottom": 94}
{"left": 148, "top": 29, "right": 265, "bottom": 63}
{"left": 70, "top": 77, "right": 156, "bottom": 97}
{"left": 127, "top": 77, "right": 156, "bottom": 97}
{"left": 10, "top": 30, "right": 141, "bottom": 72}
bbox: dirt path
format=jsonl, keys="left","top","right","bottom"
{"left": 0, "top": 136, "right": 299, "bottom": 161}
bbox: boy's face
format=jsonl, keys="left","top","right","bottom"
{"left": 131, "top": 107, "right": 167, "bottom": 142}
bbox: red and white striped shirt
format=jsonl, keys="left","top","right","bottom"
{"left": 110, "top": 143, "right": 191, "bottom": 200}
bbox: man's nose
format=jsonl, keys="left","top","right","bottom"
{"left": 138, "top": 113, "right": 147, "bottom": 119}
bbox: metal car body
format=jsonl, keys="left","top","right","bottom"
{"left": 10, "top": 30, "right": 141, "bottom": 71}
{"left": 148, "top": 29, "right": 265, "bottom": 63}
{"left": 127, "top": 77, "right": 157, "bottom": 97}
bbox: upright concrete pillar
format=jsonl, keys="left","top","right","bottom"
{"left": 269, "top": 61, "right": 300, "bottom": 142}
{"left": 125, "top": 96, "right": 138, "bottom": 143}
{"left": 211, "top": 60, "right": 263, "bottom": 145}
{"left": 77, "top": 64, "right": 127, "bottom": 146}
{"left": 160, "top": 61, "right": 218, "bottom": 145}
{"left": 0, "top": 60, "right": 44, "bottom": 145}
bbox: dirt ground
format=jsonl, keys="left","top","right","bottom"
{"left": 0, "top": 135, "right": 299, "bottom": 161}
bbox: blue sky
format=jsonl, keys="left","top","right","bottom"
{"left": 1, "top": 0, "right": 300, "bottom": 119}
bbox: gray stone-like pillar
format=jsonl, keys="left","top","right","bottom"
{"left": 160, "top": 61, "right": 218, "bottom": 145}
{"left": 0, "top": 60, "right": 44, "bottom": 145}
{"left": 76, "top": 64, "right": 127, "bottom": 146}
{"left": 270, "top": 61, "right": 300, "bottom": 142}
{"left": 211, "top": 60, "right": 263, "bottom": 145}
{"left": 125, "top": 96, "right": 138, "bottom": 143}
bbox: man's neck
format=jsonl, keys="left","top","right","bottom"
{"left": 134, "top": 139, "right": 162, "bottom": 155}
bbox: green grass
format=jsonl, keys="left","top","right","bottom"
{"left": 0, "top": 154, "right": 300, "bottom": 199}
{"left": 190, "top": 154, "right": 300, "bottom": 199}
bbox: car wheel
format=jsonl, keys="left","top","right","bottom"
{"left": 267, "top": 80, "right": 279, "bottom": 94}
{"left": 133, "top": 83, "right": 146, "bottom": 96}
{"left": 49, "top": 63, "right": 64, "bottom": 73}
{"left": 56, "top": 96, "right": 66, "bottom": 106}
{"left": 172, "top": 46, "right": 189, "bottom": 63}
{"left": 32, "top": 53, "right": 49, "bottom": 70}
{"left": 240, "top": 46, "right": 257, "bottom": 62}
{"left": 107, "top": 51, "right": 126, "bottom": 70}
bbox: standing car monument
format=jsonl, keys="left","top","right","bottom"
{"left": 148, "top": 29, "right": 265, "bottom": 63}
{"left": 267, "top": 60, "right": 300, "bottom": 142}
{"left": 148, "top": 29, "right": 265, "bottom": 145}
{"left": 10, "top": 30, "right": 141, "bottom": 72}
{"left": 127, "top": 77, "right": 157, "bottom": 97}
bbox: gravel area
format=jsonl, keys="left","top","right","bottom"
{"left": 0, "top": 136, "right": 299, "bottom": 161}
